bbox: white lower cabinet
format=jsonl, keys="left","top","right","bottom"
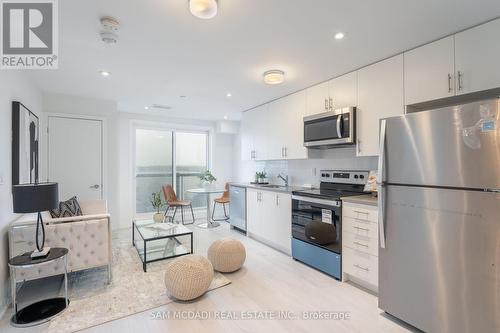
{"left": 342, "top": 201, "right": 379, "bottom": 292}
{"left": 246, "top": 188, "right": 291, "bottom": 255}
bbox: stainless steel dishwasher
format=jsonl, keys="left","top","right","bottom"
{"left": 229, "top": 185, "right": 246, "bottom": 232}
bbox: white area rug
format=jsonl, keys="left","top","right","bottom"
{"left": 47, "top": 243, "right": 231, "bottom": 333}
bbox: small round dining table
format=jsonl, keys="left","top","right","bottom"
{"left": 187, "top": 187, "right": 226, "bottom": 228}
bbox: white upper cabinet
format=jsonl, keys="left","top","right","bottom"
{"left": 329, "top": 72, "right": 358, "bottom": 108}
{"left": 240, "top": 110, "right": 255, "bottom": 161}
{"left": 404, "top": 36, "right": 455, "bottom": 105}
{"left": 455, "top": 18, "right": 500, "bottom": 95}
{"left": 280, "top": 90, "right": 308, "bottom": 160}
{"left": 240, "top": 104, "right": 268, "bottom": 161}
{"left": 357, "top": 54, "right": 404, "bottom": 156}
{"left": 305, "top": 81, "right": 330, "bottom": 116}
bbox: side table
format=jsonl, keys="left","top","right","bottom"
{"left": 8, "top": 247, "right": 70, "bottom": 327}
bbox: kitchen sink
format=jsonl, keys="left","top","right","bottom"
{"left": 256, "top": 184, "right": 286, "bottom": 188}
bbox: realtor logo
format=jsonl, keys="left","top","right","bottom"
{"left": 1, "top": 0, "right": 58, "bottom": 69}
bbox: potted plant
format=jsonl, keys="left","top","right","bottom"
{"left": 199, "top": 170, "right": 217, "bottom": 187}
{"left": 255, "top": 171, "right": 268, "bottom": 184}
{"left": 150, "top": 191, "right": 165, "bottom": 223}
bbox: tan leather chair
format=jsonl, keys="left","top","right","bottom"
{"left": 212, "top": 183, "right": 230, "bottom": 221}
{"left": 162, "top": 185, "right": 195, "bottom": 225}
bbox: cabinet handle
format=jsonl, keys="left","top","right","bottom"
{"left": 284, "top": 147, "right": 287, "bottom": 158}
{"left": 353, "top": 241, "right": 369, "bottom": 248}
{"left": 447, "top": 73, "right": 452, "bottom": 93}
{"left": 357, "top": 139, "right": 361, "bottom": 154}
{"left": 457, "top": 71, "right": 463, "bottom": 91}
{"left": 354, "top": 264, "right": 369, "bottom": 271}
{"left": 324, "top": 98, "right": 329, "bottom": 111}
{"left": 329, "top": 97, "right": 333, "bottom": 110}
{"left": 354, "top": 226, "right": 369, "bottom": 232}
{"left": 276, "top": 195, "right": 279, "bottom": 206}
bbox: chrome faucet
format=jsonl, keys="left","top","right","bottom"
{"left": 278, "top": 174, "right": 289, "bottom": 187}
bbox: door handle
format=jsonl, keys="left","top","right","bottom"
{"left": 457, "top": 71, "right": 463, "bottom": 91}
{"left": 90, "top": 184, "right": 100, "bottom": 189}
{"left": 378, "top": 119, "right": 387, "bottom": 249}
{"left": 336, "top": 115, "right": 342, "bottom": 138}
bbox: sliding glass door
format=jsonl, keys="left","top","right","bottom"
{"left": 134, "top": 128, "right": 209, "bottom": 214}
{"left": 135, "top": 129, "right": 174, "bottom": 214}
{"left": 175, "top": 131, "right": 208, "bottom": 209}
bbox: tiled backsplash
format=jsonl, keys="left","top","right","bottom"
{"left": 254, "top": 148, "right": 378, "bottom": 188}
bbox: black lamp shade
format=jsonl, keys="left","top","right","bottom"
{"left": 12, "top": 183, "right": 59, "bottom": 213}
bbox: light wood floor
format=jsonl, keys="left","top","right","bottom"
{"left": 1, "top": 220, "right": 418, "bottom": 333}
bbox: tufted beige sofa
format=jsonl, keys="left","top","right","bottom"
{"left": 8, "top": 200, "right": 112, "bottom": 283}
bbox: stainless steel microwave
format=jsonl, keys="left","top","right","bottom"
{"left": 303, "top": 107, "right": 356, "bottom": 148}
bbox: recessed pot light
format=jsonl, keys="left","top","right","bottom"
{"left": 334, "top": 32, "right": 345, "bottom": 40}
{"left": 223, "top": 115, "right": 228, "bottom": 120}
{"left": 99, "top": 70, "right": 111, "bottom": 77}
{"left": 189, "top": 0, "right": 218, "bottom": 19}
{"left": 226, "top": 92, "right": 232, "bottom": 98}
{"left": 144, "top": 106, "right": 149, "bottom": 110}
{"left": 263, "top": 70, "right": 285, "bottom": 85}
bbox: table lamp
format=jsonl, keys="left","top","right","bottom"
{"left": 12, "top": 182, "right": 58, "bottom": 258}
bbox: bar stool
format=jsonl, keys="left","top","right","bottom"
{"left": 212, "top": 183, "right": 230, "bottom": 221}
{"left": 162, "top": 184, "right": 195, "bottom": 225}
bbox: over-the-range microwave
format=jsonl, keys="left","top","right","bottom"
{"left": 303, "top": 107, "right": 356, "bottom": 149}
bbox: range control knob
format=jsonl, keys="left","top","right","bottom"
{"left": 359, "top": 175, "right": 365, "bottom": 179}
{"left": 325, "top": 174, "right": 330, "bottom": 177}
{"left": 354, "top": 175, "right": 359, "bottom": 179}
{"left": 321, "top": 173, "right": 326, "bottom": 177}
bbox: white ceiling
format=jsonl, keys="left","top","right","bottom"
{"left": 27, "top": 0, "right": 500, "bottom": 120}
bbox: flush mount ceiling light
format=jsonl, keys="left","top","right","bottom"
{"left": 334, "top": 32, "right": 345, "bottom": 40}
{"left": 226, "top": 92, "right": 232, "bottom": 98}
{"left": 99, "top": 16, "right": 120, "bottom": 44}
{"left": 189, "top": 0, "right": 218, "bottom": 19}
{"left": 223, "top": 115, "right": 228, "bottom": 120}
{"left": 99, "top": 70, "right": 111, "bottom": 77}
{"left": 144, "top": 106, "right": 149, "bottom": 110}
{"left": 263, "top": 70, "right": 285, "bottom": 85}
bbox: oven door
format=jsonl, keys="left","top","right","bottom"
{"left": 291, "top": 195, "right": 342, "bottom": 254}
{"left": 303, "top": 107, "right": 355, "bottom": 147}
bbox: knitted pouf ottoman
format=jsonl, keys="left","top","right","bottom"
{"left": 164, "top": 255, "right": 214, "bottom": 301}
{"left": 207, "top": 238, "right": 246, "bottom": 273}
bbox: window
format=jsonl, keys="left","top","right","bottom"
{"left": 175, "top": 132, "right": 208, "bottom": 209}
{"left": 135, "top": 129, "right": 173, "bottom": 214}
{"left": 134, "top": 128, "right": 209, "bottom": 214}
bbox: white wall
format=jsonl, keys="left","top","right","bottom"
{"left": 0, "top": 71, "right": 43, "bottom": 316}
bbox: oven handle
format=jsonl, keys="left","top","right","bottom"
{"left": 292, "top": 195, "right": 340, "bottom": 207}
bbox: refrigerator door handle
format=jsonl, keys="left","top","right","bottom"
{"left": 378, "top": 119, "right": 387, "bottom": 249}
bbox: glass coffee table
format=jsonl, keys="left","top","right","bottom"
{"left": 132, "top": 220, "right": 193, "bottom": 272}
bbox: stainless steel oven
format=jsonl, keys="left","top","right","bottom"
{"left": 291, "top": 195, "right": 341, "bottom": 253}
{"left": 303, "top": 107, "right": 356, "bottom": 148}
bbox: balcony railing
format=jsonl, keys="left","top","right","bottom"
{"left": 136, "top": 171, "right": 205, "bottom": 214}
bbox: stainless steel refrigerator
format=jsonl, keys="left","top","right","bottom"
{"left": 377, "top": 98, "right": 500, "bottom": 333}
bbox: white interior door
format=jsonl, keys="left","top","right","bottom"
{"left": 48, "top": 116, "right": 103, "bottom": 201}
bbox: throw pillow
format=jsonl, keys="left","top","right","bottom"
{"left": 50, "top": 196, "right": 83, "bottom": 218}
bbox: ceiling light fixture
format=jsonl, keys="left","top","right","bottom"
{"left": 226, "top": 92, "right": 232, "bottom": 98}
{"left": 263, "top": 70, "right": 285, "bottom": 85}
{"left": 334, "top": 32, "right": 345, "bottom": 40}
{"left": 189, "top": 0, "right": 218, "bottom": 19}
{"left": 223, "top": 115, "right": 228, "bottom": 120}
{"left": 144, "top": 106, "right": 149, "bottom": 110}
{"left": 99, "top": 70, "right": 111, "bottom": 77}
